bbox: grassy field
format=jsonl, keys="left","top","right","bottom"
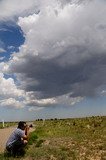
{"left": 0, "top": 116, "right": 106, "bottom": 160}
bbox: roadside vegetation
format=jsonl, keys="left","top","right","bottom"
{"left": 0, "top": 122, "right": 17, "bottom": 129}
{"left": 0, "top": 116, "right": 106, "bottom": 159}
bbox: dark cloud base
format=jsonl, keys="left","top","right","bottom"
{"left": 11, "top": 51, "right": 106, "bottom": 99}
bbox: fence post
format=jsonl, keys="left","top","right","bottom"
{"left": 2, "top": 119, "right": 4, "bottom": 128}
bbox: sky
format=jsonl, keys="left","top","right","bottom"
{"left": 0, "top": 0, "right": 106, "bottom": 121}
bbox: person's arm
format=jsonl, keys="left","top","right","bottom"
{"left": 25, "top": 125, "right": 30, "bottom": 136}
{"left": 23, "top": 125, "right": 30, "bottom": 140}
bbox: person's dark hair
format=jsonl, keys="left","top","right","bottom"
{"left": 18, "top": 121, "right": 26, "bottom": 129}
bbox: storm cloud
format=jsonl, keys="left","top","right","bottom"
{"left": 4, "top": 0, "right": 106, "bottom": 107}
{"left": 9, "top": 50, "right": 106, "bottom": 99}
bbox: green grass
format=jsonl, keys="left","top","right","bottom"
{"left": 0, "top": 116, "right": 106, "bottom": 160}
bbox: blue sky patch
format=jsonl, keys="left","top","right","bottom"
{"left": 0, "top": 21, "right": 24, "bottom": 61}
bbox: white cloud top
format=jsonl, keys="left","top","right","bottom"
{"left": 17, "top": 0, "right": 106, "bottom": 61}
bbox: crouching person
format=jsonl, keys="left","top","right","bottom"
{"left": 6, "top": 121, "right": 29, "bottom": 157}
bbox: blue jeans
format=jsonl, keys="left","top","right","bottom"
{"left": 6, "top": 140, "right": 26, "bottom": 157}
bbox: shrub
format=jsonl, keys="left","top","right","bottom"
{"left": 28, "top": 132, "right": 38, "bottom": 145}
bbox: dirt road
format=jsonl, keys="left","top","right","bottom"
{"left": 0, "top": 126, "right": 16, "bottom": 152}
{"left": 0, "top": 126, "right": 34, "bottom": 153}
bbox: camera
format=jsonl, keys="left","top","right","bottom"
{"left": 29, "top": 124, "right": 33, "bottom": 128}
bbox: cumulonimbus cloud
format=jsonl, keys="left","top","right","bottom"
{"left": 1, "top": 0, "right": 106, "bottom": 108}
